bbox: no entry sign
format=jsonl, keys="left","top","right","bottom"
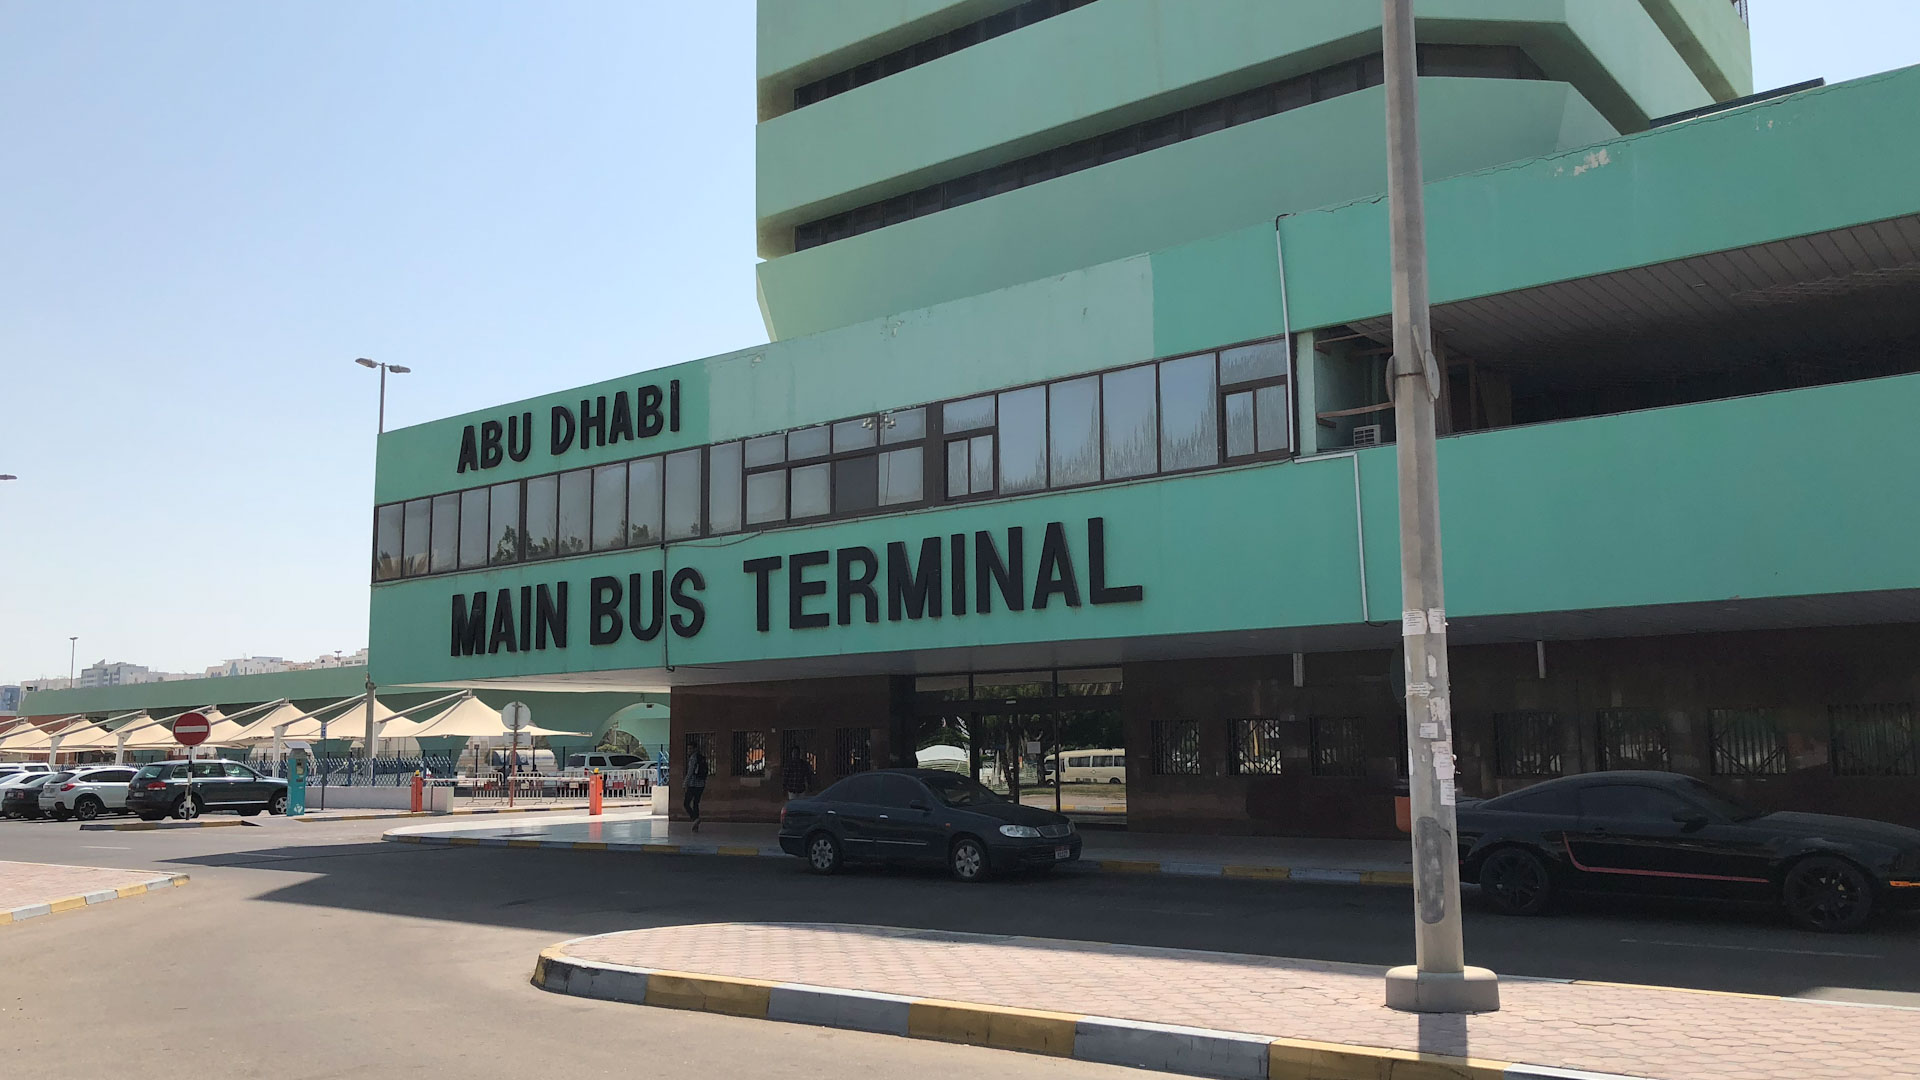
{"left": 173, "top": 711, "right": 211, "bottom": 747}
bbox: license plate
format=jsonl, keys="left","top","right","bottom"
{"left": 1054, "top": 846, "right": 1071, "bottom": 860}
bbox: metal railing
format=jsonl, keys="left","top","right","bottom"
{"left": 1731, "top": 0, "right": 1749, "bottom": 26}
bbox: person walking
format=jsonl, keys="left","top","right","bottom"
{"left": 682, "top": 744, "right": 710, "bottom": 831}
{"left": 782, "top": 744, "right": 813, "bottom": 802}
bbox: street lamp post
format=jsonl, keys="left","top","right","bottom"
{"left": 354, "top": 357, "right": 412, "bottom": 434}
{"left": 0, "top": 474, "right": 17, "bottom": 481}
{"left": 68, "top": 636, "right": 77, "bottom": 689}
{"left": 1380, "top": 0, "right": 1498, "bottom": 1014}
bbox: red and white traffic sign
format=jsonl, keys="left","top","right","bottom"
{"left": 173, "top": 711, "right": 211, "bottom": 747}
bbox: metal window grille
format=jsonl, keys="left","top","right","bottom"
{"left": 1310, "top": 717, "right": 1367, "bottom": 778}
{"left": 1493, "top": 712, "right": 1563, "bottom": 778}
{"left": 1708, "top": 709, "right": 1787, "bottom": 776}
{"left": 1229, "top": 718, "right": 1287, "bottom": 776}
{"left": 833, "top": 726, "right": 873, "bottom": 775}
{"left": 1597, "top": 709, "right": 1670, "bottom": 771}
{"left": 1830, "top": 704, "right": 1917, "bottom": 777}
{"left": 731, "top": 730, "right": 768, "bottom": 776}
{"left": 780, "top": 728, "right": 813, "bottom": 770}
{"left": 1149, "top": 719, "right": 1202, "bottom": 775}
{"left": 683, "top": 732, "right": 715, "bottom": 771}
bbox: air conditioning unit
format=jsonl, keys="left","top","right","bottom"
{"left": 1352, "top": 425, "right": 1384, "bottom": 448}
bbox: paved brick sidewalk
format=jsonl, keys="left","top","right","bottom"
{"left": 554, "top": 922, "right": 1917, "bottom": 1079}
{"left": 1, "top": 860, "right": 189, "bottom": 924}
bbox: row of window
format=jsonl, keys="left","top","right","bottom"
{"left": 371, "top": 338, "right": 1292, "bottom": 582}
{"left": 791, "top": 0, "right": 1097, "bottom": 111}
{"left": 1152, "top": 717, "right": 1375, "bottom": 778}
{"left": 793, "top": 45, "right": 1545, "bottom": 252}
{"left": 681, "top": 727, "right": 874, "bottom": 780}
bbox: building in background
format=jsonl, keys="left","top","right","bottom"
{"left": 0, "top": 685, "right": 21, "bottom": 715}
{"left": 77, "top": 660, "right": 158, "bottom": 688}
{"left": 360, "top": 2, "right": 1920, "bottom": 835}
{"left": 203, "top": 656, "right": 289, "bottom": 678}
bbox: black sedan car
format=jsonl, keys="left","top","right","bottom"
{"left": 1457, "top": 771, "right": 1920, "bottom": 931}
{"left": 2, "top": 772, "right": 55, "bottom": 819}
{"left": 779, "top": 768, "right": 1081, "bottom": 881}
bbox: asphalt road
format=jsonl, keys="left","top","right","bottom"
{"left": 3, "top": 813, "right": 1917, "bottom": 1077}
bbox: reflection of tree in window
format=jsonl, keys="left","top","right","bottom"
{"left": 1159, "top": 355, "right": 1219, "bottom": 470}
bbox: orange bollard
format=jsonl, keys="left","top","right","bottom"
{"left": 588, "top": 770, "right": 603, "bottom": 816}
{"left": 410, "top": 772, "right": 424, "bottom": 813}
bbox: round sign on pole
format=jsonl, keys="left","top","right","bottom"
{"left": 501, "top": 701, "right": 531, "bottom": 733}
{"left": 174, "top": 711, "right": 211, "bottom": 747}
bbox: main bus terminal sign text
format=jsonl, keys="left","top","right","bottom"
{"left": 447, "top": 517, "right": 1143, "bottom": 657}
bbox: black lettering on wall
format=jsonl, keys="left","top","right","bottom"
{"left": 589, "top": 576, "right": 623, "bottom": 646}
{"left": 457, "top": 426, "right": 481, "bottom": 474}
{"left": 452, "top": 592, "right": 488, "bottom": 655}
{"left": 550, "top": 405, "right": 577, "bottom": 456}
{"left": 669, "top": 379, "right": 682, "bottom": 432}
{"left": 490, "top": 588, "right": 519, "bottom": 654}
{"left": 949, "top": 533, "right": 968, "bottom": 617}
{"left": 1087, "top": 516, "right": 1144, "bottom": 604}
{"left": 1032, "top": 521, "right": 1082, "bottom": 610}
{"left": 480, "top": 420, "right": 505, "bottom": 469}
{"left": 670, "top": 567, "right": 706, "bottom": 637}
{"left": 608, "top": 391, "right": 635, "bottom": 444}
{"left": 743, "top": 556, "right": 783, "bottom": 632}
{"left": 637, "top": 385, "right": 664, "bottom": 438}
{"left": 507, "top": 412, "right": 533, "bottom": 462}
{"left": 518, "top": 585, "right": 534, "bottom": 652}
{"left": 789, "top": 550, "right": 830, "bottom": 629}
{"left": 837, "top": 546, "right": 880, "bottom": 625}
{"left": 976, "top": 528, "right": 1025, "bottom": 613}
{"left": 535, "top": 582, "right": 568, "bottom": 650}
{"left": 629, "top": 570, "right": 665, "bottom": 641}
{"left": 580, "top": 395, "right": 608, "bottom": 450}
{"left": 887, "top": 538, "right": 942, "bottom": 621}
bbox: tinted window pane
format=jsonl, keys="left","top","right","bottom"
{"left": 429, "top": 494, "right": 460, "bottom": 573}
{"left": 969, "top": 434, "right": 994, "bottom": 493}
{"left": 829, "top": 774, "right": 880, "bottom": 803}
{"left": 1500, "top": 786, "right": 1578, "bottom": 815}
{"left": 1579, "top": 785, "right": 1692, "bottom": 822}
{"left": 621, "top": 458, "right": 661, "bottom": 544}
{"left": 557, "top": 469, "right": 591, "bottom": 554}
{"left": 882, "top": 407, "right": 925, "bottom": 444}
{"left": 1048, "top": 376, "right": 1100, "bottom": 487}
{"left": 374, "top": 504, "right": 404, "bottom": 581}
{"left": 946, "top": 441, "right": 969, "bottom": 498}
{"left": 875, "top": 775, "right": 927, "bottom": 808}
{"left": 834, "top": 455, "right": 878, "bottom": 513}
{"left": 1101, "top": 366, "right": 1157, "bottom": 479}
{"left": 458, "top": 488, "right": 489, "bottom": 568}
{"left": 488, "top": 483, "right": 520, "bottom": 564}
{"left": 1219, "top": 339, "right": 1289, "bottom": 385}
{"left": 879, "top": 447, "right": 923, "bottom": 505}
{"left": 1226, "top": 390, "right": 1256, "bottom": 458}
{"left": 1256, "top": 384, "right": 1291, "bottom": 453}
{"left": 664, "top": 450, "right": 703, "bottom": 540}
{"left": 1159, "top": 354, "right": 1219, "bottom": 470}
{"left": 746, "top": 469, "right": 786, "bottom": 525}
{"left": 402, "top": 498, "right": 431, "bottom": 576}
{"left": 833, "top": 417, "right": 877, "bottom": 452}
{"left": 788, "top": 425, "right": 831, "bottom": 460}
{"left": 943, "top": 395, "right": 995, "bottom": 432}
{"left": 998, "top": 385, "right": 1047, "bottom": 493}
{"left": 591, "top": 463, "right": 628, "bottom": 550}
{"left": 745, "top": 434, "right": 785, "bottom": 468}
{"left": 708, "top": 442, "right": 743, "bottom": 534}
{"left": 791, "top": 463, "right": 830, "bottom": 518}
{"left": 524, "top": 476, "right": 558, "bottom": 558}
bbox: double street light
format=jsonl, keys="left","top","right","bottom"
{"left": 354, "top": 357, "right": 411, "bottom": 434}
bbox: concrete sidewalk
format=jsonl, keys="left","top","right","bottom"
{"left": 1, "top": 860, "right": 189, "bottom": 927}
{"left": 293, "top": 799, "right": 651, "bottom": 823}
{"left": 386, "top": 815, "right": 1415, "bottom": 885}
{"left": 534, "top": 922, "right": 1917, "bottom": 1080}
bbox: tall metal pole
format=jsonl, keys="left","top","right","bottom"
{"left": 68, "top": 637, "right": 76, "bottom": 687}
{"left": 377, "top": 365, "right": 387, "bottom": 434}
{"left": 1380, "top": 0, "right": 1498, "bottom": 1014}
{"left": 364, "top": 677, "right": 377, "bottom": 789}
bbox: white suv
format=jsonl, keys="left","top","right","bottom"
{"left": 38, "top": 765, "right": 139, "bottom": 822}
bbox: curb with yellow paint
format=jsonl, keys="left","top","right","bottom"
{"left": 382, "top": 831, "right": 1413, "bottom": 888}
{"left": 529, "top": 945, "right": 1647, "bottom": 1080}
{"left": 79, "top": 818, "right": 251, "bottom": 832}
{"left": 2, "top": 873, "right": 189, "bottom": 927}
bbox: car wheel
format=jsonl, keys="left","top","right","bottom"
{"left": 949, "top": 836, "right": 990, "bottom": 883}
{"left": 51, "top": 807, "right": 71, "bottom": 822}
{"left": 1107, "top": 777, "right": 1122, "bottom": 785}
{"left": 74, "top": 796, "right": 102, "bottom": 821}
{"left": 1477, "top": 846, "right": 1554, "bottom": 916}
{"left": 805, "top": 832, "right": 842, "bottom": 875}
{"left": 138, "top": 813, "right": 166, "bottom": 822}
{"left": 1783, "top": 856, "right": 1874, "bottom": 932}
{"left": 268, "top": 791, "right": 288, "bottom": 815}
{"left": 172, "top": 794, "right": 203, "bottom": 821}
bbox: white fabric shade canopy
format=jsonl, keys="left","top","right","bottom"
{"left": 0, "top": 718, "right": 86, "bottom": 751}
{"left": 404, "top": 696, "right": 582, "bottom": 740}
{"left": 257, "top": 697, "right": 393, "bottom": 742}
{"left": 229, "top": 701, "right": 329, "bottom": 743}
{"left": 119, "top": 708, "right": 227, "bottom": 751}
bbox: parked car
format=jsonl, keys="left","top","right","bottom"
{"left": 561, "top": 752, "right": 649, "bottom": 776}
{"left": 37, "top": 765, "right": 139, "bottom": 821}
{"left": 0, "top": 762, "right": 52, "bottom": 783}
{"left": 125, "top": 759, "right": 289, "bottom": 820}
{"left": 1457, "top": 770, "right": 1920, "bottom": 932}
{"left": 778, "top": 768, "right": 1081, "bottom": 882}
{"left": 2, "top": 772, "right": 56, "bottom": 818}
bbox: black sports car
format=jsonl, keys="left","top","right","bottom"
{"left": 778, "top": 768, "right": 1081, "bottom": 881}
{"left": 1457, "top": 770, "right": 1920, "bottom": 931}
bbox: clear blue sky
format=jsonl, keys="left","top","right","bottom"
{"left": 1, "top": 1, "right": 1915, "bottom": 683}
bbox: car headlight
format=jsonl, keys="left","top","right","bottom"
{"left": 998, "top": 825, "right": 1041, "bottom": 839}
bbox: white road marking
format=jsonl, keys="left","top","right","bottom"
{"left": 82, "top": 845, "right": 131, "bottom": 850}
{"left": 1618, "top": 937, "right": 1883, "bottom": 959}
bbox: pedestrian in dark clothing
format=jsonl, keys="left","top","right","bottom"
{"left": 683, "top": 747, "right": 710, "bottom": 830}
{"left": 783, "top": 745, "right": 813, "bottom": 801}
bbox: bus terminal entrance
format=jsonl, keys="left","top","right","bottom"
{"left": 911, "top": 669, "right": 1124, "bottom": 824}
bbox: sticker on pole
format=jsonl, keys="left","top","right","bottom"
{"left": 173, "top": 711, "right": 212, "bottom": 747}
